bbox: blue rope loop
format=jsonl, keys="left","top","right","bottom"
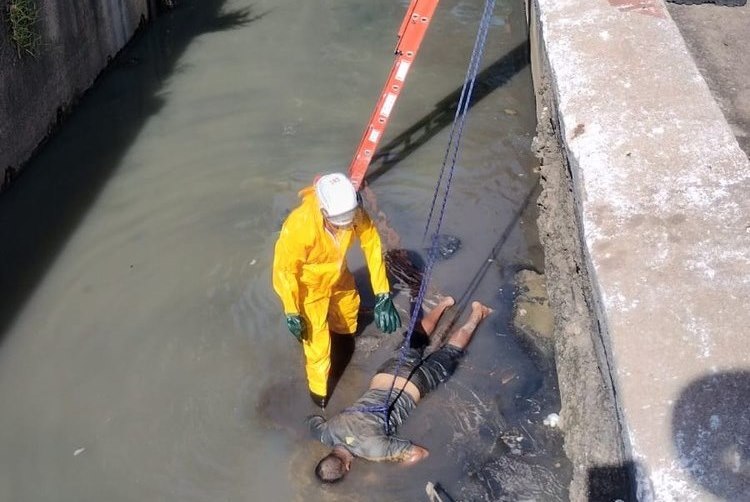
{"left": 344, "top": 0, "right": 497, "bottom": 435}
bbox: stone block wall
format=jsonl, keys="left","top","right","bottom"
{"left": 1, "top": 0, "right": 155, "bottom": 189}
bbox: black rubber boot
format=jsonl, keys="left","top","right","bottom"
{"left": 310, "top": 391, "right": 328, "bottom": 409}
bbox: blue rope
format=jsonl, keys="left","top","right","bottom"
{"left": 347, "top": 0, "right": 497, "bottom": 433}
{"left": 422, "top": 0, "right": 497, "bottom": 243}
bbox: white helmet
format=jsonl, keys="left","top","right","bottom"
{"left": 315, "top": 173, "right": 358, "bottom": 227}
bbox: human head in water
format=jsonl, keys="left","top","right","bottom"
{"left": 314, "top": 447, "right": 353, "bottom": 483}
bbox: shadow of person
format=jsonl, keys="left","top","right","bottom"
{"left": 328, "top": 332, "right": 356, "bottom": 398}
{"left": 0, "top": 0, "right": 265, "bottom": 343}
{"left": 672, "top": 370, "right": 750, "bottom": 500}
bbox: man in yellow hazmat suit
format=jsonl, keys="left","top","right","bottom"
{"left": 273, "top": 173, "right": 401, "bottom": 408}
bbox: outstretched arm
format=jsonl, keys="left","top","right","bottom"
{"left": 355, "top": 209, "right": 390, "bottom": 295}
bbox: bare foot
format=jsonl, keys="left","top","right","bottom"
{"left": 438, "top": 295, "right": 455, "bottom": 309}
{"left": 420, "top": 295, "right": 456, "bottom": 336}
{"left": 471, "top": 301, "right": 493, "bottom": 320}
{"left": 447, "top": 301, "right": 493, "bottom": 350}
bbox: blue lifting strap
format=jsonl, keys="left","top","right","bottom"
{"left": 347, "top": 0, "right": 497, "bottom": 435}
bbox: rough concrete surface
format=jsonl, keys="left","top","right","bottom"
{"left": 668, "top": 2, "right": 750, "bottom": 157}
{"left": 531, "top": 0, "right": 750, "bottom": 500}
{"left": 533, "top": 88, "right": 632, "bottom": 501}
{"left": 0, "top": 0, "right": 152, "bottom": 188}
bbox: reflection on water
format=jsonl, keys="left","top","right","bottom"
{"left": 0, "top": 0, "right": 569, "bottom": 500}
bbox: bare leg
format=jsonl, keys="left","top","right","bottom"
{"left": 446, "top": 301, "right": 492, "bottom": 350}
{"left": 418, "top": 296, "right": 455, "bottom": 336}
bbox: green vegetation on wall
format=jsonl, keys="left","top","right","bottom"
{"left": 6, "top": 0, "right": 41, "bottom": 57}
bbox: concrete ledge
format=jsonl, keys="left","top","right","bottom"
{"left": 531, "top": 0, "right": 750, "bottom": 500}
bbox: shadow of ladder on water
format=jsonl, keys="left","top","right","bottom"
{"left": 355, "top": 39, "right": 532, "bottom": 334}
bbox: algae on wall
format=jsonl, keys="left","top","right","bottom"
{"left": 6, "top": 0, "right": 42, "bottom": 57}
{"left": 0, "top": 0, "right": 152, "bottom": 190}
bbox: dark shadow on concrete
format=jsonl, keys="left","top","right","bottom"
{"left": 672, "top": 371, "right": 750, "bottom": 500}
{"left": 0, "top": 1, "right": 264, "bottom": 344}
{"left": 587, "top": 461, "right": 636, "bottom": 501}
{"left": 364, "top": 40, "right": 530, "bottom": 186}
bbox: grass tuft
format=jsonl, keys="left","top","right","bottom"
{"left": 7, "top": 0, "right": 42, "bottom": 58}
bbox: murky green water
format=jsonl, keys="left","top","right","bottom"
{"left": 0, "top": 1, "right": 569, "bottom": 500}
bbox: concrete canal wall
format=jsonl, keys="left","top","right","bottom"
{"left": 529, "top": 0, "right": 750, "bottom": 500}
{"left": 1, "top": 0, "right": 157, "bottom": 189}
{"left": 3, "top": 0, "right": 747, "bottom": 498}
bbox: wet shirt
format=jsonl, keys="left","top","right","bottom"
{"left": 307, "top": 388, "right": 417, "bottom": 462}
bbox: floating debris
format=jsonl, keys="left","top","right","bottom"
{"left": 425, "top": 482, "right": 444, "bottom": 502}
{"left": 73, "top": 447, "right": 86, "bottom": 456}
{"left": 427, "top": 234, "right": 461, "bottom": 260}
{"left": 498, "top": 368, "right": 517, "bottom": 385}
{"left": 543, "top": 413, "right": 560, "bottom": 428}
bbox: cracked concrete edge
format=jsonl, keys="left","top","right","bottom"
{"left": 529, "top": 0, "right": 750, "bottom": 500}
{"left": 533, "top": 96, "right": 632, "bottom": 500}
{"left": 528, "top": 6, "right": 632, "bottom": 498}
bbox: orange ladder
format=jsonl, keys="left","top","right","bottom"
{"left": 347, "top": 0, "right": 440, "bottom": 190}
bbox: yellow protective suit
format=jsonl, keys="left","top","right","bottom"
{"left": 272, "top": 186, "right": 391, "bottom": 396}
